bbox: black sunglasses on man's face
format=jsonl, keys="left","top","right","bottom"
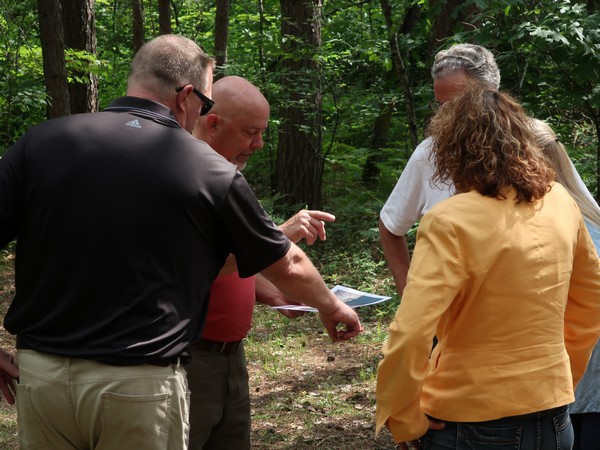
{"left": 175, "top": 86, "right": 214, "bottom": 116}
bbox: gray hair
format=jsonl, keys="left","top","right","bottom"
{"left": 127, "top": 34, "right": 215, "bottom": 99}
{"left": 431, "top": 44, "right": 500, "bottom": 89}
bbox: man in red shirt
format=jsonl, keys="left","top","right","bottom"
{"left": 189, "top": 75, "right": 335, "bottom": 449}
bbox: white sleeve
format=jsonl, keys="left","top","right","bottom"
{"left": 380, "top": 137, "right": 454, "bottom": 236}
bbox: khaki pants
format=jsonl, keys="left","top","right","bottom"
{"left": 15, "top": 349, "right": 190, "bottom": 450}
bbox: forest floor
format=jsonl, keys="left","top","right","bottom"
{"left": 246, "top": 305, "right": 398, "bottom": 449}
{"left": 0, "top": 250, "right": 399, "bottom": 449}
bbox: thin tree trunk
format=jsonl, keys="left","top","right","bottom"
{"left": 428, "top": 0, "right": 478, "bottom": 54}
{"left": 61, "top": 0, "right": 98, "bottom": 113}
{"left": 37, "top": 0, "right": 70, "bottom": 118}
{"left": 379, "top": 0, "right": 418, "bottom": 149}
{"left": 258, "top": 0, "right": 265, "bottom": 71}
{"left": 214, "top": 0, "right": 230, "bottom": 80}
{"left": 362, "top": 101, "right": 395, "bottom": 185}
{"left": 132, "top": 0, "right": 144, "bottom": 53}
{"left": 276, "top": 0, "right": 324, "bottom": 211}
{"left": 587, "top": 0, "right": 600, "bottom": 13}
{"left": 158, "top": 0, "right": 171, "bottom": 35}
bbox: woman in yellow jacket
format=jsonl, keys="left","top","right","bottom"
{"left": 376, "top": 82, "right": 600, "bottom": 450}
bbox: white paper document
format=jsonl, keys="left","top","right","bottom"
{"left": 272, "top": 285, "right": 391, "bottom": 312}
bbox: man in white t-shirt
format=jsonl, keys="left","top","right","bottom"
{"left": 380, "top": 44, "right": 596, "bottom": 297}
{"left": 379, "top": 44, "right": 500, "bottom": 295}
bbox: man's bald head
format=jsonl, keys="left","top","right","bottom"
{"left": 193, "top": 76, "right": 270, "bottom": 170}
{"left": 210, "top": 76, "right": 269, "bottom": 119}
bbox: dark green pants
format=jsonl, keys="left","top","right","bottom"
{"left": 187, "top": 343, "right": 250, "bottom": 450}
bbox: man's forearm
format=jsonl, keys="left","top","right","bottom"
{"left": 260, "top": 243, "right": 337, "bottom": 313}
{"left": 260, "top": 243, "right": 362, "bottom": 341}
{"left": 379, "top": 219, "right": 410, "bottom": 296}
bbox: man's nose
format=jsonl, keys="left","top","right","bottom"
{"left": 252, "top": 134, "right": 264, "bottom": 150}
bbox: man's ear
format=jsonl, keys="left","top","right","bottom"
{"left": 174, "top": 85, "right": 192, "bottom": 113}
{"left": 192, "top": 114, "right": 217, "bottom": 140}
{"left": 205, "top": 114, "right": 219, "bottom": 132}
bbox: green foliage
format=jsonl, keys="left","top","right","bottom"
{"left": 0, "top": 0, "right": 46, "bottom": 148}
{"left": 64, "top": 48, "right": 106, "bottom": 84}
{"left": 445, "top": 0, "right": 600, "bottom": 195}
{"left": 2, "top": 0, "right": 600, "bottom": 198}
{"left": 94, "top": 0, "right": 138, "bottom": 106}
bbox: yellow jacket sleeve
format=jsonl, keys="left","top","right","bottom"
{"left": 376, "top": 210, "right": 463, "bottom": 442}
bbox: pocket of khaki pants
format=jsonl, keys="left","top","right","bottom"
{"left": 16, "top": 384, "right": 50, "bottom": 449}
{"left": 102, "top": 391, "right": 171, "bottom": 449}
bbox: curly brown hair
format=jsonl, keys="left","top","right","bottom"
{"left": 427, "top": 83, "right": 553, "bottom": 203}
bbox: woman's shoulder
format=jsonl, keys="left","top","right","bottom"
{"left": 420, "top": 191, "right": 488, "bottom": 229}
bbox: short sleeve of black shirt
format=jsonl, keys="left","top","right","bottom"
{"left": 218, "top": 171, "right": 291, "bottom": 278}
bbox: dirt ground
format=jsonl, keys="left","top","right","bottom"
{"left": 246, "top": 311, "right": 398, "bottom": 449}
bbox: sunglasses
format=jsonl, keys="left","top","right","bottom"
{"left": 175, "top": 86, "right": 214, "bottom": 116}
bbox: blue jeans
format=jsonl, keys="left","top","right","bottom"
{"left": 421, "top": 405, "right": 573, "bottom": 449}
{"left": 571, "top": 413, "right": 600, "bottom": 450}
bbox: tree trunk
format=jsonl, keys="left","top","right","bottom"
{"left": 379, "top": 0, "right": 418, "bottom": 149}
{"left": 362, "top": 101, "right": 395, "bottom": 186}
{"left": 132, "top": 0, "right": 144, "bottom": 53}
{"left": 587, "top": 0, "right": 600, "bottom": 13}
{"left": 37, "top": 0, "right": 70, "bottom": 118}
{"left": 276, "top": 0, "right": 323, "bottom": 211}
{"left": 363, "top": 0, "right": 420, "bottom": 184}
{"left": 214, "top": 0, "right": 230, "bottom": 80}
{"left": 428, "top": 0, "right": 478, "bottom": 54}
{"left": 258, "top": 0, "right": 265, "bottom": 71}
{"left": 158, "top": 0, "right": 171, "bottom": 35}
{"left": 61, "top": 0, "right": 98, "bottom": 113}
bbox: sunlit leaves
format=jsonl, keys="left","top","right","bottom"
{"left": 529, "top": 27, "right": 569, "bottom": 45}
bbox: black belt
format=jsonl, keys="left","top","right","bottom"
{"left": 14, "top": 340, "right": 192, "bottom": 367}
{"left": 146, "top": 359, "right": 177, "bottom": 367}
{"left": 144, "top": 350, "right": 191, "bottom": 367}
{"left": 191, "top": 337, "right": 243, "bottom": 354}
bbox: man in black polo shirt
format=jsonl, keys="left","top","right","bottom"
{"left": 0, "top": 34, "right": 362, "bottom": 450}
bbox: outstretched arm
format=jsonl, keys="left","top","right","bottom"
{"left": 255, "top": 274, "right": 305, "bottom": 319}
{"left": 260, "top": 243, "right": 363, "bottom": 342}
{"left": 219, "top": 210, "right": 335, "bottom": 278}
{"left": 256, "top": 209, "right": 336, "bottom": 319}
